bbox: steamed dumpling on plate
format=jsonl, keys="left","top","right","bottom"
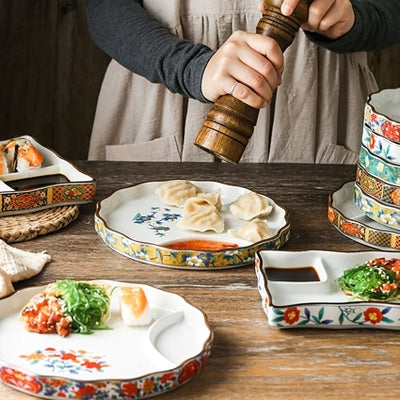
{"left": 177, "top": 196, "right": 224, "bottom": 233}
{"left": 229, "top": 192, "right": 273, "bottom": 220}
{"left": 196, "top": 190, "right": 222, "bottom": 211}
{"left": 228, "top": 218, "right": 271, "bottom": 243}
{"left": 155, "top": 180, "right": 202, "bottom": 207}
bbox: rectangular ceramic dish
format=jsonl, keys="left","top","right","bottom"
{"left": 255, "top": 250, "right": 400, "bottom": 329}
{"left": 0, "top": 135, "right": 95, "bottom": 215}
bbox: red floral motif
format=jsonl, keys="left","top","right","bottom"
{"left": 382, "top": 121, "right": 400, "bottom": 142}
{"left": 283, "top": 307, "right": 300, "bottom": 325}
{"left": 121, "top": 382, "right": 138, "bottom": 397}
{"left": 161, "top": 372, "right": 175, "bottom": 384}
{"left": 178, "top": 360, "right": 199, "bottom": 383}
{"left": 60, "top": 352, "right": 77, "bottom": 362}
{"left": 327, "top": 208, "right": 335, "bottom": 223}
{"left": 10, "top": 192, "right": 43, "bottom": 209}
{"left": 74, "top": 384, "right": 97, "bottom": 397}
{"left": 81, "top": 360, "right": 104, "bottom": 370}
{"left": 369, "top": 132, "right": 376, "bottom": 150}
{"left": 0, "top": 367, "right": 42, "bottom": 393}
{"left": 341, "top": 221, "right": 362, "bottom": 237}
{"left": 363, "top": 307, "right": 384, "bottom": 324}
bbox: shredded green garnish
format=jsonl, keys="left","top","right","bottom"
{"left": 338, "top": 263, "right": 397, "bottom": 301}
{"left": 53, "top": 280, "right": 111, "bottom": 334}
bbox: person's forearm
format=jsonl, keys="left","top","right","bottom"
{"left": 85, "top": 0, "right": 213, "bottom": 101}
{"left": 306, "top": 0, "right": 400, "bottom": 53}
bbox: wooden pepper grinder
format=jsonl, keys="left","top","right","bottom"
{"left": 194, "top": 0, "right": 312, "bottom": 163}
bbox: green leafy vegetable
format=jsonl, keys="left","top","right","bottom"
{"left": 338, "top": 263, "right": 397, "bottom": 301}
{"left": 53, "top": 280, "right": 111, "bottom": 334}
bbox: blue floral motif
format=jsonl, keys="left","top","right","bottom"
{"left": 132, "top": 207, "right": 181, "bottom": 237}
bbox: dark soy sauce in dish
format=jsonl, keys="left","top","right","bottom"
{"left": 266, "top": 266, "right": 320, "bottom": 282}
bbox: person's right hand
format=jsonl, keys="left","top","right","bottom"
{"left": 201, "top": 30, "right": 284, "bottom": 109}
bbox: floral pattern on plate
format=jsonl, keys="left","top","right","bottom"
{"left": 95, "top": 181, "right": 290, "bottom": 269}
{"left": 354, "top": 183, "right": 400, "bottom": 230}
{"left": 255, "top": 250, "right": 400, "bottom": 329}
{"left": 356, "top": 164, "right": 400, "bottom": 206}
{"left": 358, "top": 145, "right": 400, "bottom": 186}
{"left": 0, "top": 281, "right": 213, "bottom": 399}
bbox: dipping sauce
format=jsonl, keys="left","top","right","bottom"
{"left": 266, "top": 266, "right": 320, "bottom": 282}
{"left": 7, "top": 174, "right": 70, "bottom": 190}
{"left": 165, "top": 239, "right": 239, "bottom": 251}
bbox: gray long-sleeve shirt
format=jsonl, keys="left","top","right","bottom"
{"left": 85, "top": 0, "right": 400, "bottom": 102}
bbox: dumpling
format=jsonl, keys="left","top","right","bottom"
{"left": 155, "top": 180, "right": 202, "bottom": 207}
{"left": 228, "top": 218, "right": 271, "bottom": 242}
{"left": 229, "top": 192, "right": 273, "bottom": 220}
{"left": 196, "top": 190, "right": 222, "bottom": 211}
{"left": 177, "top": 197, "right": 224, "bottom": 233}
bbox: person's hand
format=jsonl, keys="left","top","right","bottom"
{"left": 260, "top": 0, "right": 355, "bottom": 40}
{"left": 281, "top": 0, "right": 355, "bottom": 39}
{"left": 201, "top": 30, "right": 283, "bottom": 108}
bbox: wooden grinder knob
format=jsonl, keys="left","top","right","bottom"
{"left": 194, "top": 0, "right": 312, "bottom": 163}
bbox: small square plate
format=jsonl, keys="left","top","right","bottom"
{"left": 0, "top": 135, "right": 96, "bottom": 215}
{"left": 255, "top": 250, "right": 400, "bottom": 329}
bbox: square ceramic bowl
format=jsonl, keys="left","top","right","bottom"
{"left": 0, "top": 135, "right": 96, "bottom": 215}
{"left": 255, "top": 250, "right": 400, "bottom": 329}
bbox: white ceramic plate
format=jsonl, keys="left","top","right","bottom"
{"left": 95, "top": 181, "right": 290, "bottom": 269}
{"left": 0, "top": 135, "right": 96, "bottom": 216}
{"left": 255, "top": 250, "right": 400, "bottom": 329}
{"left": 0, "top": 281, "right": 212, "bottom": 399}
{"left": 328, "top": 181, "right": 400, "bottom": 250}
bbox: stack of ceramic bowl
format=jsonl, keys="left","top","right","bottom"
{"left": 355, "top": 87, "right": 400, "bottom": 229}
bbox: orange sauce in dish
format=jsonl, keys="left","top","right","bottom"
{"left": 165, "top": 239, "right": 239, "bottom": 251}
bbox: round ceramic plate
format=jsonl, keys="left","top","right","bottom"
{"left": 0, "top": 281, "right": 212, "bottom": 400}
{"left": 328, "top": 181, "right": 400, "bottom": 250}
{"left": 95, "top": 181, "right": 290, "bottom": 269}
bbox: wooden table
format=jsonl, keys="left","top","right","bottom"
{"left": 1, "top": 162, "right": 399, "bottom": 400}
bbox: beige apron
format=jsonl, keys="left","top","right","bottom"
{"left": 88, "top": 0, "right": 378, "bottom": 163}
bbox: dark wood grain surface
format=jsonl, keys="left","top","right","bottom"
{"left": 2, "top": 162, "right": 399, "bottom": 400}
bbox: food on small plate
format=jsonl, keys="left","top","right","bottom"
{"left": 0, "top": 137, "right": 43, "bottom": 174}
{"left": 229, "top": 191, "right": 273, "bottom": 220}
{"left": 228, "top": 217, "right": 271, "bottom": 242}
{"left": 19, "top": 280, "right": 112, "bottom": 337}
{"left": 177, "top": 196, "right": 224, "bottom": 233}
{"left": 119, "top": 286, "right": 152, "bottom": 326}
{"left": 155, "top": 179, "right": 202, "bottom": 207}
{"left": 338, "top": 257, "right": 400, "bottom": 301}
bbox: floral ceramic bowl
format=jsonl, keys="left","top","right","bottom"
{"left": 358, "top": 145, "right": 400, "bottom": 186}
{"left": 356, "top": 164, "right": 400, "bottom": 207}
{"left": 362, "top": 124, "right": 400, "bottom": 165}
{"left": 328, "top": 181, "right": 400, "bottom": 250}
{"left": 354, "top": 181, "right": 400, "bottom": 230}
{"left": 364, "top": 88, "right": 400, "bottom": 144}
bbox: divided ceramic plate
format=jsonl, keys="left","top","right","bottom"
{"left": 255, "top": 250, "right": 400, "bottom": 329}
{"left": 95, "top": 181, "right": 290, "bottom": 269}
{"left": 328, "top": 180, "right": 400, "bottom": 250}
{"left": 0, "top": 281, "right": 213, "bottom": 399}
{"left": 0, "top": 135, "right": 96, "bottom": 216}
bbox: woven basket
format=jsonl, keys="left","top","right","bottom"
{"left": 0, "top": 205, "right": 79, "bottom": 243}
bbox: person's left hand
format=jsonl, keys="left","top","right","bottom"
{"left": 259, "top": 0, "right": 355, "bottom": 40}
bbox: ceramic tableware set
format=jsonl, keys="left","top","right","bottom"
{"left": 355, "top": 87, "right": 400, "bottom": 230}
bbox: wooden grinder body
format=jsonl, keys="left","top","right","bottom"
{"left": 194, "top": 0, "right": 312, "bottom": 163}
